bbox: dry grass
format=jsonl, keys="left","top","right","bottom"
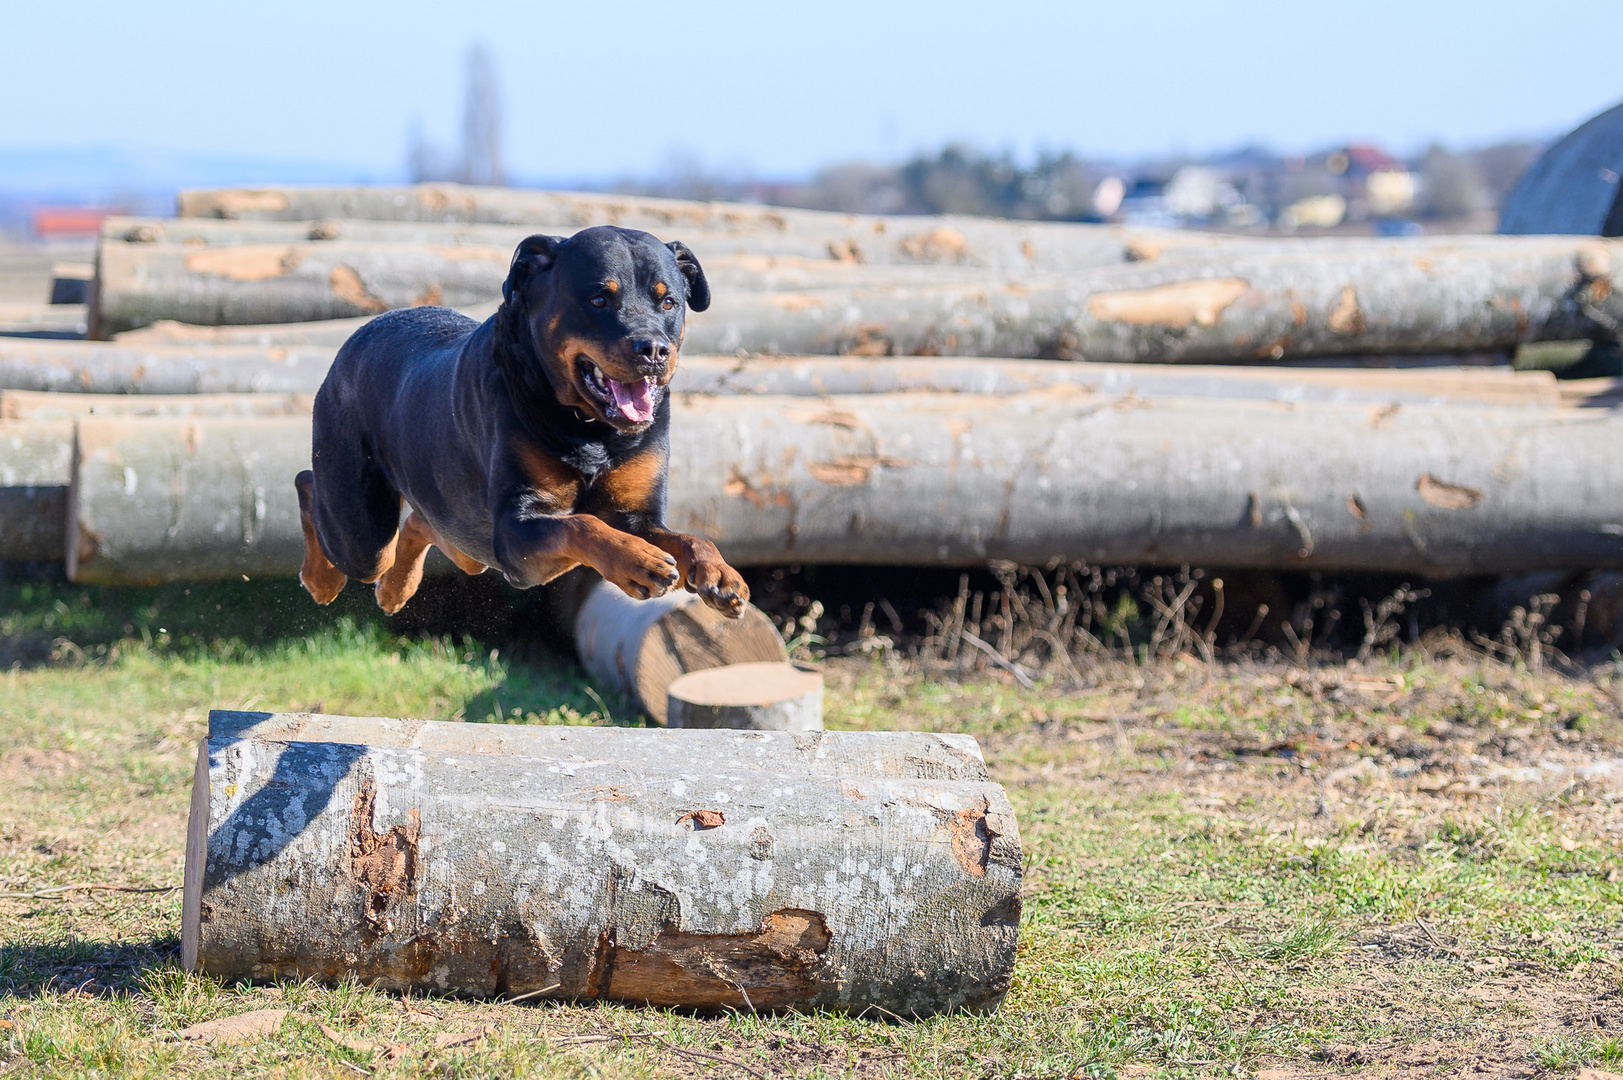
{"left": 3, "top": 575, "right": 1623, "bottom": 1078}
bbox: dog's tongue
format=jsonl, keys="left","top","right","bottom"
{"left": 608, "top": 377, "right": 656, "bottom": 423}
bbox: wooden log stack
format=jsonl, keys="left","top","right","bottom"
{"left": 4, "top": 182, "right": 1623, "bottom": 601}
{"left": 187, "top": 710, "right": 1021, "bottom": 1014}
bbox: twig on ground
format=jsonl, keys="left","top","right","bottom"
{"left": 501, "top": 983, "right": 561, "bottom": 1005}
{"left": 643, "top": 1033, "right": 771, "bottom": 1080}
{"left": 0, "top": 883, "right": 177, "bottom": 901}
{"left": 960, "top": 631, "right": 1035, "bottom": 689}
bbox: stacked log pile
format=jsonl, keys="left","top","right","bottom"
{"left": 2, "top": 182, "right": 1621, "bottom": 591}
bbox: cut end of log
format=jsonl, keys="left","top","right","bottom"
{"left": 572, "top": 577, "right": 788, "bottom": 723}
{"left": 181, "top": 737, "right": 210, "bottom": 971}
{"left": 667, "top": 662, "right": 824, "bottom": 731}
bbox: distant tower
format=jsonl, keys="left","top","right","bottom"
{"left": 461, "top": 44, "right": 505, "bottom": 187}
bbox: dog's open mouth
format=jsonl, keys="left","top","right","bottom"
{"left": 579, "top": 360, "right": 657, "bottom": 424}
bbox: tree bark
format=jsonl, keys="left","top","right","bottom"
{"left": 571, "top": 576, "right": 789, "bottom": 724}
{"left": 184, "top": 733, "right": 1021, "bottom": 1014}
{"left": 207, "top": 709, "right": 990, "bottom": 782}
{"left": 0, "top": 420, "right": 72, "bottom": 560}
{"left": 666, "top": 663, "right": 823, "bottom": 731}
{"left": 60, "top": 393, "right": 1623, "bottom": 581}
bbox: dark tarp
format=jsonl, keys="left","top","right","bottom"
{"left": 1500, "top": 100, "right": 1623, "bottom": 235}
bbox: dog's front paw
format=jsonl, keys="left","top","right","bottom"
{"left": 686, "top": 556, "right": 749, "bottom": 618}
{"left": 601, "top": 539, "right": 681, "bottom": 601}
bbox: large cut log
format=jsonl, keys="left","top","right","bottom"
{"left": 571, "top": 576, "right": 788, "bottom": 724}
{"left": 90, "top": 241, "right": 512, "bottom": 337}
{"left": 683, "top": 237, "right": 1623, "bottom": 362}
{"left": 0, "top": 340, "right": 336, "bottom": 394}
{"left": 61, "top": 394, "right": 1623, "bottom": 580}
{"left": 0, "top": 420, "right": 72, "bottom": 561}
{"left": 93, "top": 233, "right": 1623, "bottom": 361}
{"left": 173, "top": 184, "right": 1197, "bottom": 272}
{"left": 5, "top": 341, "right": 1572, "bottom": 407}
{"left": 184, "top": 731, "right": 1021, "bottom": 1013}
{"left": 208, "top": 710, "right": 989, "bottom": 781}
{"left": 90, "top": 241, "right": 1012, "bottom": 337}
{"left": 107, "top": 213, "right": 1196, "bottom": 273}
{"left": 666, "top": 663, "right": 824, "bottom": 731}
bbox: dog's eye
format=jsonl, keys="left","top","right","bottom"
{"left": 661, "top": 297, "right": 677, "bottom": 310}
{"left": 589, "top": 294, "right": 609, "bottom": 309}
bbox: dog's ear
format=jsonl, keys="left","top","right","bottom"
{"left": 502, "top": 234, "right": 567, "bottom": 304}
{"left": 666, "top": 240, "right": 710, "bottom": 312}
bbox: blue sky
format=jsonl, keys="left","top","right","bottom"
{"left": 2, "top": 0, "right": 1620, "bottom": 183}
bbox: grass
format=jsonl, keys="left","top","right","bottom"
{"left": 4, "top": 576, "right": 1623, "bottom": 1077}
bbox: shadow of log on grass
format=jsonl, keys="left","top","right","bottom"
{"left": 0, "top": 937, "right": 180, "bottom": 996}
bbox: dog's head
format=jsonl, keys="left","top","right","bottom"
{"left": 498, "top": 225, "right": 709, "bottom": 433}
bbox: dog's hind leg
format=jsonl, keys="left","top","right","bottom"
{"left": 296, "top": 469, "right": 351, "bottom": 604}
{"left": 374, "top": 509, "right": 488, "bottom": 614}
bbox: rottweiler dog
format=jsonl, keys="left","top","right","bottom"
{"left": 294, "top": 226, "right": 749, "bottom": 619}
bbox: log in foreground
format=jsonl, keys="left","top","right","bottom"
{"left": 207, "top": 710, "right": 990, "bottom": 781}
{"left": 62, "top": 392, "right": 1623, "bottom": 581}
{"left": 185, "top": 731, "right": 1021, "bottom": 1013}
{"left": 572, "top": 576, "right": 788, "bottom": 724}
{"left": 666, "top": 663, "right": 823, "bottom": 731}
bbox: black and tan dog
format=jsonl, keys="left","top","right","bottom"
{"left": 294, "top": 226, "right": 748, "bottom": 618}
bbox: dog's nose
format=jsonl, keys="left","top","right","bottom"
{"left": 633, "top": 339, "right": 672, "bottom": 371}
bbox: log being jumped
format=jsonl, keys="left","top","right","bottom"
{"left": 184, "top": 732, "right": 1021, "bottom": 1014}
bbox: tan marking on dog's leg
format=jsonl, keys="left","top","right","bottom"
{"left": 412, "top": 514, "right": 488, "bottom": 576}
{"left": 647, "top": 528, "right": 749, "bottom": 618}
{"left": 373, "top": 510, "right": 434, "bottom": 614}
{"left": 295, "top": 470, "right": 348, "bottom": 605}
